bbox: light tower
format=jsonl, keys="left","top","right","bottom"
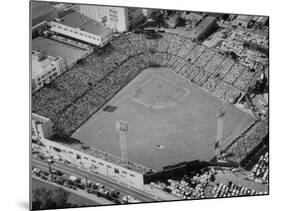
{"left": 214, "top": 107, "right": 226, "bottom": 160}
{"left": 116, "top": 121, "right": 128, "bottom": 164}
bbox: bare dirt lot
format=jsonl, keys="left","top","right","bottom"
{"left": 72, "top": 67, "right": 255, "bottom": 170}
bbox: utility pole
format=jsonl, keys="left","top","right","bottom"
{"left": 214, "top": 107, "right": 226, "bottom": 161}
{"left": 85, "top": 176, "right": 89, "bottom": 192}
{"left": 47, "top": 161, "right": 54, "bottom": 181}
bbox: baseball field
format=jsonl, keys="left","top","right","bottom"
{"left": 72, "top": 67, "right": 255, "bottom": 170}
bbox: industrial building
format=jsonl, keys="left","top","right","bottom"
{"left": 232, "top": 15, "right": 253, "bottom": 28}
{"left": 255, "top": 16, "right": 269, "bottom": 28}
{"left": 142, "top": 8, "right": 160, "bottom": 18}
{"left": 31, "top": 50, "right": 66, "bottom": 93}
{"left": 50, "top": 11, "right": 113, "bottom": 46}
{"left": 189, "top": 15, "right": 217, "bottom": 40}
{"left": 181, "top": 12, "right": 204, "bottom": 29}
{"left": 76, "top": 5, "right": 146, "bottom": 32}
{"left": 32, "top": 36, "right": 89, "bottom": 68}
{"left": 31, "top": 113, "right": 56, "bottom": 141}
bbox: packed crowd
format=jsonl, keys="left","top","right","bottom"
{"left": 127, "top": 34, "right": 148, "bottom": 55}
{"left": 194, "top": 48, "right": 216, "bottom": 69}
{"left": 222, "top": 114, "right": 268, "bottom": 163}
{"left": 32, "top": 35, "right": 144, "bottom": 134}
{"left": 150, "top": 168, "right": 214, "bottom": 199}
{"left": 156, "top": 33, "right": 173, "bottom": 53}
{"left": 167, "top": 34, "right": 187, "bottom": 55}
{"left": 56, "top": 56, "right": 150, "bottom": 135}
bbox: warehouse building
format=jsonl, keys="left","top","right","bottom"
{"left": 232, "top": 15, "right": 253, "bottom": 28}
{"left": 50, "top": 11, "right": 113, "bottom": 47}
{"left": 189, "top": 15, "right": 217, "bottom": 40}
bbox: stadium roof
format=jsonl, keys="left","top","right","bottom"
{"left": 57, "top": 11, "right": 112, "bottom": 36}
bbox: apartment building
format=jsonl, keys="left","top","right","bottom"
{"left": 32, "top": 50, "right": 66, "bottom": 93}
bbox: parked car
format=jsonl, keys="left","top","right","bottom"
{"left": 95, "top": 182, "right": 104, "bottom": 188}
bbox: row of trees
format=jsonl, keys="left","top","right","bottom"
{"left": 32, "top": 187, "right": 73, "bottom": 210}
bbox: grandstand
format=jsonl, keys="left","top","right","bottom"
{"left": 32, "top": 30, "right": 268, "bottom": 175}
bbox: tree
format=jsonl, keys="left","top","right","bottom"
{"left": 32, "top": 187, "right": 70, "bottom": 210}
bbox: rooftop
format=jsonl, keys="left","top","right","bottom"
{"left": 32, "top": 36, "right": 87, "bottom": 67}
{"left": 182, "top": 12, "right": 203, "bottom": 22}
{"left": 190, "top": 15, "right": 217, "bottom": 38}
{"left": 56, "top": 11, "right": 112, "bottom": 36}
{"left": 32, "top": 2, "right": 57, "bottom": 25}
{"left": 32, "top": 51, "right": 57, "bottom": 79}
{"left": 235, "top": 15, "right": 253, "bottom": 23}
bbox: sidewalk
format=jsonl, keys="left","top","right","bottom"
{"left": 144, "top": 185, "right": 181, "bottom": 201}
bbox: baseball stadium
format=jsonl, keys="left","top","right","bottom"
{"left": 32, "top": 30, "right": 268, "bottom": 188}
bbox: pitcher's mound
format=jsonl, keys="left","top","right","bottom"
{"left": 131, "top": 75, "right": 190, "bottom": 109}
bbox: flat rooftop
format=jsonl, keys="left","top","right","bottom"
{"left": 32, "top": 2, "right": 57, "bottom": 26}
{"left": 72, "top": 67, "right": 255, "bottom": 171}
{"left": 235, "top": 15, "right": 253, "bottom": 22}
{"left": 32, "top": 36, "right": 88, "bottom": 67}
{"left": 57, "top": 11, "right": 112, "bottom": 36}
{"left": 190, "top": 15, "right": 216, "bottom": 38}
{"left": 32, "top": 52, "right": 55, "bottom": 79}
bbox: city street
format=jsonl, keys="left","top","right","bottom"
{"left": 32, "top": 158, "right": 160, "bottom": 203}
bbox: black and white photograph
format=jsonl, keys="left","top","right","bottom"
{"left": 29, "top": 0, "right": 270, "bottom": 210}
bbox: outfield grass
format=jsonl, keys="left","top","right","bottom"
{"left": 72, "top": 67, "right": 255, "bottom": 170}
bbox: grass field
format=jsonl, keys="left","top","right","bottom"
{"left": 72, "top": 67, "right": 255, "bottom": 170}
